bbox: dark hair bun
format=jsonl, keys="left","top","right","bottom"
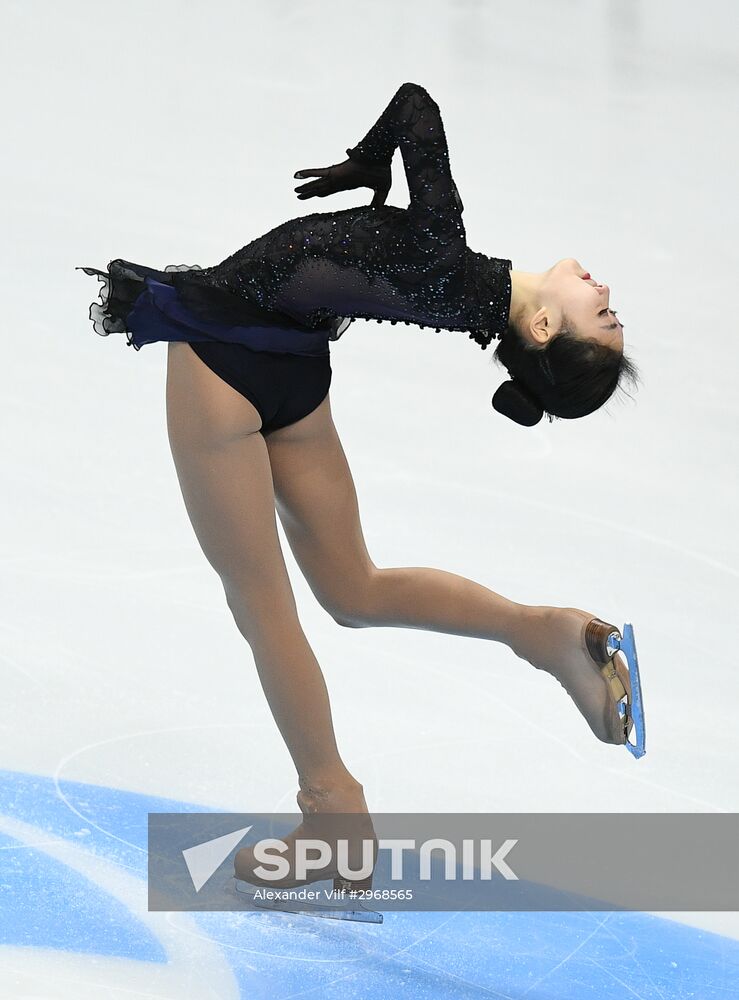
{"left": 492, "top": 378, "right": 544, "bottom": 426}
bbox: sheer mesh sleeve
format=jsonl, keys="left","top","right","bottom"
{"left": 346, "top": 81, "right": 466, "bottom": 271}
{"left": 158, "top": 82, "right": 512, "bottom": 347}
{"left": 78, "top": 81, "right": 512, "bottom": 358}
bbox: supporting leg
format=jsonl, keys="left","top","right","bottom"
{"left": 165, "top": 342, "right": 361, "bottom": 792}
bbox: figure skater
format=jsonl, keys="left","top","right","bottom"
{"left": 77, "top": 82, "right": 643, "bottom": 907}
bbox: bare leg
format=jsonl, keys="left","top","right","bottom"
{"left": 265, "top": 399, "right": 625, "bottom": 745}
{"left": 165, "top": 343, "right": 363, "bottom": 794}
{"left": 166, "top": 343, "right": 380, "bottom": 887}
{"left": 354, "top": 567, "right": 530, "bottom": 642}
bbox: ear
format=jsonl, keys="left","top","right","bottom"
{"left": 525, "top": 306, "right": 552, "bottom": 347}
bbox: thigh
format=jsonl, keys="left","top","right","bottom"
{"left": 263, "top": 391, "right": 377, "bottom": 621}
{"left": 165, "top": 342, "right": 299, "bottom": 631}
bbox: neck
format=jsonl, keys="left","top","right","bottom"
{"left": 508, "top": 269, "right": 543, "bottom": 332}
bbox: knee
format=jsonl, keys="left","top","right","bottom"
{"left": 323, "top": 576, "right": 379, "bottom": 629}
{"left": 332, "top": 612, "right": 369, "bottom": 629}
{"left": 223, "top": 583, "right": 261, "bottom": 641}
{"left": 223, "top": 579, "right": 298, "bottom": 644}
{"left": 328, "top": 601, "right": 373, "bottom": 629}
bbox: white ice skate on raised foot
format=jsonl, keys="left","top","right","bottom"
{"left": 586, "top": 618, "right": 646, "bottom": 759}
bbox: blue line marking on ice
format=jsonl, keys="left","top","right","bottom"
{"left": 1, "top": 769, "right": 739, "bottom": 999}
{"left": 0, "top": 829, "right": 166, "bottom": 961}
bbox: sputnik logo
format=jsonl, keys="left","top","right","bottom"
{"left": 182, "top": 825, "right": 253, "bottom": 892}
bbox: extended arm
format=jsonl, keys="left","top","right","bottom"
{"left": 345, "top": 81, "right": 466, "bottom": 266}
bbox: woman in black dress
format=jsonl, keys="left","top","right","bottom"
{"left": 78, "top": 82, "right": 641, "bottom": 899}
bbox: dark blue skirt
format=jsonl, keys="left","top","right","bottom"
{"left": 76, "top": 259, "right": 349, "bottom": 357}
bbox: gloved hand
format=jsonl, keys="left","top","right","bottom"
{"left": 294, "top": 154, "right": 392, "bottom": 208}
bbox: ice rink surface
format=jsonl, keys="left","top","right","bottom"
{"left": 2, "top": 0, "right": 738, "bottom": 996}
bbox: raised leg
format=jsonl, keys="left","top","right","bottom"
{"left": 264, "top": 394, "right": 528, "bottom": 645}
{"left": 264, "top": 399, "right": 626, "bottom": 744}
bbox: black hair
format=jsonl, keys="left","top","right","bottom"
{"left": 490, "top": 315, "right": 640, "bottom": 426}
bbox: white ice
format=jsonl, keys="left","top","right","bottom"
{"left": 2, "top": 0, "right": 738, "bottom": 995}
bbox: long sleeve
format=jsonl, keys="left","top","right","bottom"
{"left": 169, "top": 82, "right": 512, "bottom": 350}
{"left": 346, "top": 82, "right": 466, "bottom": 270}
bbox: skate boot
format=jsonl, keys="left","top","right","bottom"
{"left": 233, "top": 784, "right": 382, "bottom": 922}
{"left": 511, "top": 607, "right": 646, "bottom": 758}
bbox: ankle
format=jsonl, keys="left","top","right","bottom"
{"left": 297, "top": 773, "right": 366, "bottom": 815}
{"left": 507, "top": 604, "right": 547, "bottom": 660}
{"left": 298, "top": 770, "right": 363, "bottom": 798}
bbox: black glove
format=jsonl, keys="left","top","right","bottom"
{"left": 294, "top": 154, "right": 391, "bottom": 208}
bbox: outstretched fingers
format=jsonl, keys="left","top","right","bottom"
{"left": 294, "top": 167, "right": 332, "bottom": 199}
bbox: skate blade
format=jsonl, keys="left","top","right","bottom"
{"left": 233, "top": 879, "right": 383, "bottom": 924}
{"left": 611, "top": 622, "right": 646, "bottom": 759}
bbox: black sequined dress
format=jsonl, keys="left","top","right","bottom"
{"left": 76, "top": 82, "right": 513, "bottom": 356}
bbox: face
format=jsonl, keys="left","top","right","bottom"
{"left": 539, "top": 257, "right": 624, "bottom": 351}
